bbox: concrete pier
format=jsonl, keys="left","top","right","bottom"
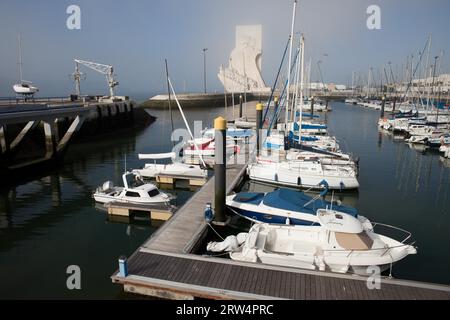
{"left": 0, "top": 98, "right": 141, "bottom": 181}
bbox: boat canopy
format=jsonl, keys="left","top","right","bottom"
{"left": 138, "top": 152, "right": 176, "bottom": 160}
{"left": 293, "top": 122, "right": 327, "bottom": 131}
{"left": 262, "top": 188, "right": 358, "bottom": 217}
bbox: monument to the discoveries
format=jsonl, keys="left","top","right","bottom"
{"left": 218, "top": 25, "right": 270, "bottom": 93}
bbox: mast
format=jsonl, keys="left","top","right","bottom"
{"left": 165, "top": 59, "right": 175, "bottom": 147}
{"left": 298, "top": 34, "right": 305, "bottom": 143}
{"left": 285, "top": 0, "right": 297, "bottom": 133}
{"left": 351, "top": 71, "right": 355, "bottom": 97}
{"left": 291, "top": 43, "right": 301, "bottom": 122}
{"left": 17, "top": 34, "right": 23, "bottom": 83}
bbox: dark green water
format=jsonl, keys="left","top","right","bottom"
{"left": 0, "top": 102, "right": 449, "bottom": 299}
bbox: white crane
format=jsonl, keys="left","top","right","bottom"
{"left": 74, "top": 59, "right": 119, "bottom": 97}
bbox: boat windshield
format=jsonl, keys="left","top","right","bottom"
{"left": 148, "top": 189, "right": 160, "bottom": 197}
{"left": 124, "top": 172, "right": 145, "bottom": 188}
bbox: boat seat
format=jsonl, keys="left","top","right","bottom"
{"left": 334, "top": 232, "right": 373, "bottom": 250}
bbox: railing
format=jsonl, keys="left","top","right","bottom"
{"left": 0, "top": 96, "right": 71, "bottom": 106}
{"left": 321, "top": 222, "right": 415, "bottom": 258}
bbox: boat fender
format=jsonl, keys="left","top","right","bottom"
{"left": 339, "top": 181, "right": 344, "bottom": 191}
{"left": 204, "top": 203, "right": 214, "bottom": 223}
{"left": 297, "top": 177, "right": 301, "bottom": 186}
{"left": 207, "top": 233, "right": 247, "bottom": 252}
{"left": 285, "top": 217, "right": 290, "bottom": 225}
{"left": 274, "top": 173, "right": 278, "bottom": 181}
{"left": 315, "top": 255, "right": 326, "bottom": 271}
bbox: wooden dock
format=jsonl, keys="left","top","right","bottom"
{"left": 104, "top": 201, "right": 175, "bottom": 221}
{"left": 111, "top": 103, "right": 450, "bottom": 300}
{"left": 155, "top": 173, "right": 207, "bottom": 187}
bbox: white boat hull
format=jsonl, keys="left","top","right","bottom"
{"left": 133, "top": 163, "right": 207, "bottom": 179}
{"left": 248, "top": 161, "right": 359, "bottom": 190}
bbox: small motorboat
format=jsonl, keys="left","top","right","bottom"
{"left": 209, "top": 210, "right": 417, "bottom": 275}
{"left": 132, "top": 152, "right": 208, "bottom": 179}
{"left": 226, "top": 187, "right": 369, "bottom": 226}
{"left": 93, "top": 171, "right": 173, "bottom": 205}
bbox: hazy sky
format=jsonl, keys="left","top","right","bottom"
{"left": 0, "top": 0, "right": 449, "bottom": 98}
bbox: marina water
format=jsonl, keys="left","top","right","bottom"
{"left": 0, "top": 101, "right": 449, "bottom": 299}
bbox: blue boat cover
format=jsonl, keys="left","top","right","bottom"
{"left": 260, "top": 188, "right": 358, "bottom": 217}
{"left": 233, "top": 192, "right": 264, "bottom": 205}
{"left": 295, "top": 111, "right": 320, "bottom": 118}
{"left": 293, "top": 122, "right": 327, "bottom": 131}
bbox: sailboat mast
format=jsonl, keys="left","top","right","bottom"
{"left": 292, "top": 44, "right": 301, "bottom": 122}
{"left": 165, "top": 59, "right": 175, "bottom": 147}
{"left": 285, "top": 0, "right": 297, "bottom": 133}
{"left": 298, "top": 34, "right": 305, "bottom": 143}
{"left": 18, "top": 34, "right": 23, "bottom": 83}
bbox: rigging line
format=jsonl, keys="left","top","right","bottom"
{"left": 401, "top": 38, "right": 430, "bottom": 102}
{"left": 168, "top": 78, "right": 207, "bottom": 168}
{"left": 262, "top": 36, "right": 291, "bottom": 123}
{"left": 165, "top": 59, "right": 175, "bottom": 148}
{"left": 266, "top": 45, "right": 302, "bottom": 137}
{"left": 207, "top": 223, "right": 225, "bottom": 241}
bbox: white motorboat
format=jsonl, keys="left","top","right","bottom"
{"left": 226, "top": 187, "right": 370, "bottom": 226}
{"left": 93, "top": 171, "right": 173, "bottom": 205}
{"left": 132, "top": 152, "right": 207, "bottom": 179}
{"left": 210, "top": 210, "right": 416, "bottom": 275}
{"left": 248, "top": 157, "right": 359, "bottom": 190}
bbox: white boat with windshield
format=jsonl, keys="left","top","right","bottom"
{"left": 93, "top": 171, "right": 173, "bottom": 206}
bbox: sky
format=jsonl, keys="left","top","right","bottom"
{"left": 0, "top": 0, "right": 449, "bottom": 98}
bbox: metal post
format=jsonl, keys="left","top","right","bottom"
{"left": 239, "top": 95, "right": 243, "bottom": 118}
{"left": 214, "top": 116, "right": 226, "bottom": 223}
{"left": 256, "top": 103, "right": 263, "bottom": 156}
{"left": 118, "top": 256, "right": 128, "bottom": 277}
{"left": 381, "top": 96, "right": 386, "bottom": 118}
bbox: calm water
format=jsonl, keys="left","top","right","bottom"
{"left": 0, "top": 101, "right": 449, "bottom": 299}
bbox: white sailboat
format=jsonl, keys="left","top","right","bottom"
{"left": 247, "top": 157, "right": 359, "bottom": 190}
{"left": 133, "top": 152, "right": 207, "bottom": 179}
{"left": 13, "top": 35, "right": 38, "bottom": 97}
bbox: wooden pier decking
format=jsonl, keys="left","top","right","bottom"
{"left": 111, "top": 102, "right": 450, "bottom": 300}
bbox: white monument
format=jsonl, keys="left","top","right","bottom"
{"left": 218, "top": 25, "right": 270, "bottom": 93}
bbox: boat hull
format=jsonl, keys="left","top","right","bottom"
{"left": 248, "top": 163, "right": 359, "bottom": 190}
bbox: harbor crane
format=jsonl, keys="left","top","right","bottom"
{"left": 73, "top": 59, "right": 119, "bottom": 97}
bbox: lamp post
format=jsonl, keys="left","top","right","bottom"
{"left": 202, "top": 48, "right": 208, "bottom": 94}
